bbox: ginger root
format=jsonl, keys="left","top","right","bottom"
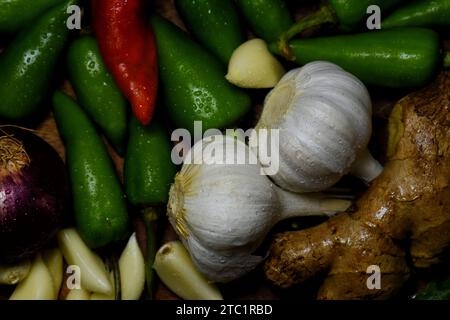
{"left": 265, "top": 72, "right": 450, "bottom": 299}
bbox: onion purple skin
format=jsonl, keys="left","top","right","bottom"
{"left": 0, "top": 126, "right": 68, "bottom": 263}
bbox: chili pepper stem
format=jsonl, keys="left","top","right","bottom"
{"left": 444, "top": 52, "right": 450, "bottom": 69}
{"left": 277, "top": 4, "right": 337, "bottom": 61}
{"left": 142, "top": 207, "right": 160, "bottom": 300}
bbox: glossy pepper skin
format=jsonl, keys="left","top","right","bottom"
{"left": 236, "top": 0, "right": 293, "bottom": 42}
{"left": 277, "top": 0, "right": 405, "bottom": 57}
{"left": 53, "top": 92, "right": 130, "bottom": 249}
{"left": 272, "top": 28, "right": 441, "bottom": 88}
{"left": 0, "top": 0, "right": 63, "bottom": 33}
{"left": 0, "top": 0, "right": 75, "bottom": 121}
{"left": 125, "top": 117, "right": 177, "bottom": 206}
{"left": 150, "top": 15, "right": 251, "bottom": 133}
{"left": 92, "top": 0, "right": 158, "bottom": 126}
{"left": 383, "top": 0, "right": 450, "bottom": 30}
{"left": 175, "top": 0, "right": 245, "bottom": 64}
{"left": 67, "top": 36, "right": 128, "bottom": 154}
{"left": 329, "top": 0, "right": 405, "bottom": 31}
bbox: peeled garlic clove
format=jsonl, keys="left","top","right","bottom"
{"left": 42, "top": 248, "right": 64, "bottom": 296}
{"left": 254, "top": 61, "right": 382, "bottom": 192}
{"left": 57, "top": 228, "right": 112, "bottom": 295}
{"left": 0, "top": 260, "right": 31, "bottom": 285}
{"left": 226, "top": 38, "right": 286, "bottom": 89}
{"left": 90, "top": 271, "right": 115, "bottom": 300}
{"left": 119, "top": 233, "right": 145, "bottom": 300}
{"left": 10, "top": 254, "right": 56, "bottom": 300}
{"left": 153, "top": 241, "right": 223, "bottom": 300}
{"left": 65, "top": 287, "right": 91, "bottom": 300}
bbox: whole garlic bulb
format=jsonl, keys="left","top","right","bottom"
{"left": 167, "top": 135, "right": 350, "bottom": 282}
{"left": 253, "top": 61, "right": 383, "bottom": 193}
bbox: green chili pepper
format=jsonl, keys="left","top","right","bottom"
{"left": 0, "top": 0, "right": 64, "bottom": 33}
{"left": 53, "top": 91, "right": 130, "bottom": 249}
{"left": 329, "top": 0, "right": 405, "bottom": 31}
{"left": 175, "top": 0, "right": 245, "bottom": 64}
{"left": 124, "top": 117, "right": 176, "bottom": 206}
{"left": 0, "top": 0, "right": 75, "bottom": 121}
{"left": 383, "top": 0, "right": 450, "bottom": 30}
{"left": 67, "top": 36, "right": 128, "bottom": 154}
{"left": 235, "top": 0, "right": 293, "bottom": 42}
{"left": 271, "top": 28, "right": 442, "bottom": 88}
{"left": 277, "top": 0, "right": 405, "bottom": 58}
{"left": 150, "top": 14, "right": 251, "bottom": 134}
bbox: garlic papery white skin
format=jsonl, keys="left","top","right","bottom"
{"left": 252, "top": 61, "right": 383, "bottom": 193}
{"left": 167, "top": 135, "right": 351, "bottom": 282}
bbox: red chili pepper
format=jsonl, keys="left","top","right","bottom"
{"left": 91, "top": 0, "right": 158, "bottom": 125}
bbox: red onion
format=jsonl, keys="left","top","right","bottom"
{"left": 0, "top": 126, "right": 68, "bottom": 263}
